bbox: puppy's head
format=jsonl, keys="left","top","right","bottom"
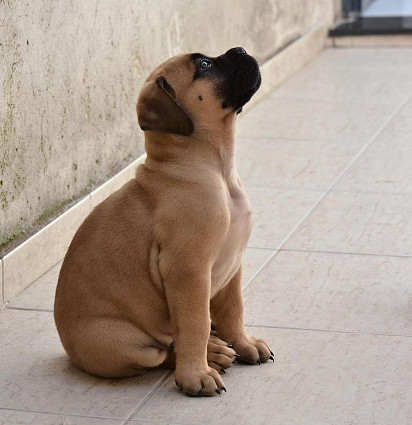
{"left": 136, "top": 47, "right": 261, "bottom": 137}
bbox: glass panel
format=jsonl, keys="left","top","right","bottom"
{"left": 362, "top": 0, "right": 412, "bottom": 17}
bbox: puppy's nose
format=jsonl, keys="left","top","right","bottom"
{"left": 234, "top": 47, "right": 246, "bottom": 54}
{"left": 226, "top": 47, "right": 247, "bottom": 58}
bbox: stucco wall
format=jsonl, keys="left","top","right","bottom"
{"left": 0, "top": 0, "right": 332, "bottom": 253}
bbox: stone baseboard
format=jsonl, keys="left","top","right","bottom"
{"left": 330, "top": 35, "right": 412, "bottom": 47}
{"left": 1, "top": 154, "right": 146, "bottom": 306}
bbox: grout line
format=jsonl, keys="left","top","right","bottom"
{"left": 320, "top": 93, "right": 412, "bottom": 193}
{"left": 263, "top": 94, "right": 412, "bottom": 106}
{"left": 125, "top": 371, "right": 172, "bottom": 421}
{"left": 237, "top": 134, "right": 324, "bottom": 142}
{"left": 246, "top": 246, "right": 276, "bottom": 251}
{"left": 245, "top": 324, "right": 412, "bottom": 338}
{"left": 332, "top": 188, "right": 412, "bottom": 196}
{"left": 5, "top": 306, "right": 54, "bottom": 313}
{"left": 245, "top": 187, "right": 412, "bottom": 197}
{"left": 0, "top": 406, "right": 125, "bottom": 422}
{"left": 244, "top": 186, "right": 324, "bottom": 194}
{"left": 242, "top": 250, "right": 278, "bottom": 292}
{"left": 126, "top": 419, "right": 197, "bottom": 425}
{"left": 280, "top": 248, "right": 412, "bottom": 259}
{"left": 274, "top": 91, "right": 412, "bottom": 252}
{"left": 271, "top": 191, "right": 328, "bottom": 251}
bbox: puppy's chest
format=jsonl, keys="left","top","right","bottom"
{"left": 211, "top": 184, "right": 252, "bottom": 296}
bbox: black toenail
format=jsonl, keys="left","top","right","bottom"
{"left": 222, "top": 386, "right": 227, "bottom": 392}
{"left": 221, "top": 369, "right": 226, "bottom": 374}
{"left": 257, "top": 359, "right": 261, "bottom": 365}
{"left": 270, "top": 355, "right": 275, "bottom": 362}
{"left": 227, "top": 344, "right": 233, "bottom": 348}
{"left": 216, "top": 389, "right": 221, "bottom": 395}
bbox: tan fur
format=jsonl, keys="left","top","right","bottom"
{"left": 54, "top": 53, "right": 272, "bottom": 396}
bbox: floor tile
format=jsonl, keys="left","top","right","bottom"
{"left": 6, "top": 261, "right": 61, "bottom": 311}
{"left": 284, "top": 191, "right": 412, "bottom": 256}
{"left": 237, "top": 97, "right": 391, "bottom": 145}
{"left": 243, "top": 250, "right": 412, "bottom": 335}
{"left": 0, "top": 309, "right": 167, "bottom": 419}
{"left": 0, "top": 410, "right": 123, "bottom": 425}
{"left": 270, "top": 51, "right": 412, "bottom": 106}
{"left": 132, "top": 327, "right": 412, "bottom": 425}
{"left": 336, "top": 101, "right": 412, "bottom": 194}
{"left": 246, "top": 187, "right": 323, "bottom": 250}
{"left": 242, "top": 248, "right": 275, "bottom": 287}
{"left": 303, "top": 48, "right": 412, "bottom": 71}
{"left": 236, "top": 138, "right": 359, "bottom": 190}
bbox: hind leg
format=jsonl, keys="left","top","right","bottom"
{"left": 62, "top": 319, "right": 169, "bottom": 378}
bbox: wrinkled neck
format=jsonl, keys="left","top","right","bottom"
{"left": 143, "top": 116, "right": 237, "bottom": 179}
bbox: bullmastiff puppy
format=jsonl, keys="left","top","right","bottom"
{"left": 54, "top": 47, "right": 274, "bottom": 397}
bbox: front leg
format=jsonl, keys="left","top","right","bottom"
{"left": 161, "top": 252, "right": 225, "bottom": 396}
{"left": 210, "top": 265, "right": 274, "bottom": 365}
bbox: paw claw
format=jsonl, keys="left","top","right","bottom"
{"left": 257, "top": 359, "right": 261, "bottom": 365}
{"left": 222, "top": 386, "right": 227, "bottom": 392}
{"left": 220, "top": 368, "right": 226, "bottom": 374}
{"left": 270, "top": 355, "right": 275, "bottom": 362}
{"left": 216, "top": 389, "right": 221, "bottom": 395}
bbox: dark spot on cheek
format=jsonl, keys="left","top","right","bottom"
{"left": 198, "top": 95, "right": 203, "bottom": 101}
{"left": 222, "top": 101, "right": 228, "bottom": 109}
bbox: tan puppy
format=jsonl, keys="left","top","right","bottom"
{"left": 54, "top": 47, "right": 273, "bottom": 397}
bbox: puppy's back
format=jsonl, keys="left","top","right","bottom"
{"left": 54, "top": 178, "right": 155, "bottom": 337}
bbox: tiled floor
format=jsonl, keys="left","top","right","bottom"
{"left": 1, "top": 48, "right": 412, "bottom": 425}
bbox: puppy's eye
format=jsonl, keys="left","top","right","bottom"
{"left": 200, "top": 59, "right": 211, "bottom": 70}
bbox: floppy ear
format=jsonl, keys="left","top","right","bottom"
{"left": 136, "top": 77, "right": 194, "bottom": 136}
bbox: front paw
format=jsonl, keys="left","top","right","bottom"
{"left": 233, "top": 335, "right": 274, "bottom": 365}
{"left": 175, "top": 364, "right": 226, "bottom": 396}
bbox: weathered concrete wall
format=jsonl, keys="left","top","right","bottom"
{"left": 0, "top": 0, "right": 332, "bottom": 252}
{"left": 333, "top": 0, "right": 343, "bottom": 21}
